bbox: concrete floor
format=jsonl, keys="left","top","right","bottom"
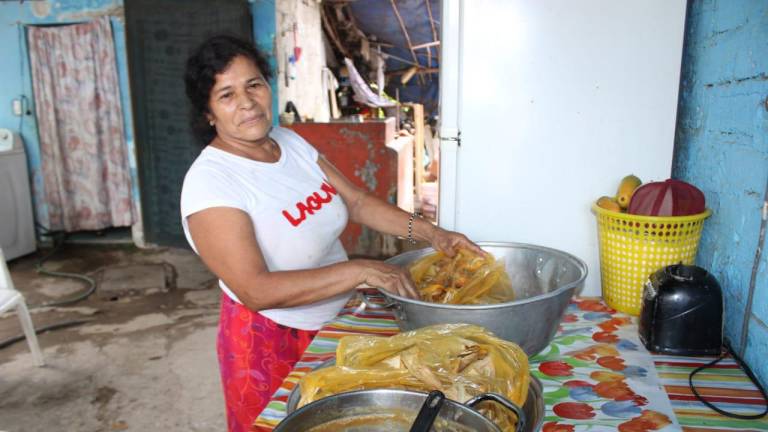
{"left": 0, "top": 243, "right": 226, "bottom": 432}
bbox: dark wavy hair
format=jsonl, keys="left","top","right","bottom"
{"left": 184, "top": 35, "right": 273, "bottom": 145}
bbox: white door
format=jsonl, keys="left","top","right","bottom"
{"left": 439, "top": 0, "right": 687, "bottom": 295}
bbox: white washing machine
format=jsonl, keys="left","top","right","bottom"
{"left": 0, "top": 128, "right": 36, "bottom": 260}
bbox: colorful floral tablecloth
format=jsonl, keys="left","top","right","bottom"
{"left": 254, "top": 297, "right": 768, "bottom": 431}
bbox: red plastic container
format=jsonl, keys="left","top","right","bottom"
{"left": 628, "top": 179, "right": 706, "bottom": 217}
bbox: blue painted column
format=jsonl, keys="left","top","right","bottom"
{"left": 673, "top": 0, "right": 768, "bottom": 388}
{"left": 250, "top": 0, "right": 279, "bottom": 126}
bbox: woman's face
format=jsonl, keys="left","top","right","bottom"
{"left": 207, "top": 55, "right": 273, "bottom": 144}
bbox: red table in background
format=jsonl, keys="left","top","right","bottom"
{"left": 288, "top": 119, "right": 413, "bottom": 258}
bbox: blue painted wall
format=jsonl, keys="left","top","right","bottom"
{"left": 0, "top": 0, "right": 136, "bottom": 233}
{"left": 251, "top": 0, "right": 279, "bottom": 125}
{"left": 0, "top": 0, "right": 277, "bottom": 238}
{"left": 673, "top": 0, "right": 768, "bottom": 388}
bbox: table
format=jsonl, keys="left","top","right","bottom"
{"left": 254, "top": 297, "right": 768, "bottom": 431}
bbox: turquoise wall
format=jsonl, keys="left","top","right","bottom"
{"left": 0, "top": 0, "right": 135, "bottom": 232}
{"left": 251, "top": 0, "right": 279, "bottom": 125}
{"left": 673, "top": 0, "right": 768, "bottom": 388}
{"left": 0, "top": 0, "right": 276, "bottom": 236}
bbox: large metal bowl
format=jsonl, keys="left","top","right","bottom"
{"left": 366, "top": 242, "right": 588, "bottom": 356}
{"left": 279, "top": 389, "right": 521, "bottom": 432}
{"left": 283, "top": 362, "right": 544, "bottom": 432}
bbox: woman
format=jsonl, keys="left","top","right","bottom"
{"left": 181, "top": 35, "right": 482, "bottom": 431}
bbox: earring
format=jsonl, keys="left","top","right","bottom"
{"left": 209, "top": 120, "right": 215, "bottom": 126}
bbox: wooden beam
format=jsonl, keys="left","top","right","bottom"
{"left": 368, "top": 39, "right": 395, "bottom": 48}
{"left": 321, "top": 6, "right": 350, "bottom": 58}
{"left": 412, "top": 41, "right": 440, "bottom": 50}
{"left": 381, "top": 51, "right": 422, "bottom": 68}
{"left": 386, "top": 67, "right": 439, "bottom": 76}
{"left": 425, "top": 0, "right": 439, "bottom": 63}
{"left": 406, "top": 103, "right": 426, "bottom": 205}
{"left": 389, "top": 0, "right": 425, "bottom": 85}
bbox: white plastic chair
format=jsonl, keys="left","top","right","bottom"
{"left": 0, "top": 247, "right": 44, "bottom": 366}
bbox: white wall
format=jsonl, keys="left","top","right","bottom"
{"left": 275, "top": 0, "right": 327, "bottom": 122}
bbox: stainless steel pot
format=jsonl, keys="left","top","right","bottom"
{"left": 366, "top": 242, "right": 588, "bottom": 356}
{"left": 284, "top": 368, "right": 544, "bottom": 432}
{"left": 277, "top": 389, "right": 525, "bottom": 432}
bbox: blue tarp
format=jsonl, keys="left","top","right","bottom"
{"left": 347, "top": 0, "right": 440, "bottom": 118}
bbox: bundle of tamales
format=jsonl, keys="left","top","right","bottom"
{"left": 298, "top": 324, "right": 529, "bottom": 431}
{"left": 409, "top": 250, "right": 515, "bottom": 304}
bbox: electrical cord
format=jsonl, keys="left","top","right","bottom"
{"left": 739, "top": 177, "right": 768, "bottom": 357}
{"left": 687, "top": 175, "right": 768, "bottom": 420}
{"left": 690, "top": 174, "right": 768, "bottom": 420}
{"left": 17, "top": 22, "right": 25, "bottom": 133}
{"left": 29, "top": 225, "right": 97, "bottom": 309}
{"left": 689, "top": 339, "right": 768, "bottom": 420}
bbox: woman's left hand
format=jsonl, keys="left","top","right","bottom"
{"left": 428, "top": 227, "right": 485, "bottom": 257}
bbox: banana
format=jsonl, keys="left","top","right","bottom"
{"left": 596, "top": 196, "right": 622, "bottom": 212}
{"left": 616, "top": 175, "right": 642, "bottom": 209}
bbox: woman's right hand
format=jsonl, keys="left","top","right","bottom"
{"left": 355, "top": 260, "right": 419, "bottom": 299}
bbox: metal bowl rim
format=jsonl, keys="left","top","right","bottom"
{"left": 285, "top": 359, "right": 544, "bottom": 416}
{"left": 381, "top": 241, "right": 588, "bottom": 310}
{"left": 280, "top": 387, "right": 503, "bottom": 431}
{"left": 288, "top": 387, "right": 494, "bottom": 418}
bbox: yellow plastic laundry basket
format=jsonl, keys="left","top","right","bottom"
{"left": 592, "top": 204, "right": 711, "bottom": 316}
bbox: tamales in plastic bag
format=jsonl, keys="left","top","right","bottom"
{"left": 298, "top": 324, "right": 529, "bottom": 431}
{"left": 409, "top": 249, "right": 515, "bottom": 304}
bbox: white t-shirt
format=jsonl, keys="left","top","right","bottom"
{"left": 180, "top": 127, "right": 351, "bottom": 330}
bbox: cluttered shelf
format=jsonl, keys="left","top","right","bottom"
{"left": 254, "top": 296, "right": 767, "bottom": 431}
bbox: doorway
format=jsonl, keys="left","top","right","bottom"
{"left": 124, "top": 0, "right": 252, "bottom": 247}
{"left": 26, "top": 18, "right": 134, "bottom": 234}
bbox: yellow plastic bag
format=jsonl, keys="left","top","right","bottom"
{"left": 410, "top": 250, "right": 514, "bottom": 304}
{"left": 298, "top": 324, "right": 529, "bottom": 431}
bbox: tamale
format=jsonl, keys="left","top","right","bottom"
{"left": 409, "top": 250, "right": 515, "bottom": 304}
{"left": 298, "top": 324, "right": 529, "bottom": 431}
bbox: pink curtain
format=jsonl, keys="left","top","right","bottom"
{"left": 27, "top": 17, "right": 133, "bottom": 232}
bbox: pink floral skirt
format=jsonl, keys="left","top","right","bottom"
{"left": 217, "top": 294, "right": 317, "bottom": 432}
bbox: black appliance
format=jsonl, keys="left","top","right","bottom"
{"left": 639, "top": 264, "right": 723, "bottom": 356}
